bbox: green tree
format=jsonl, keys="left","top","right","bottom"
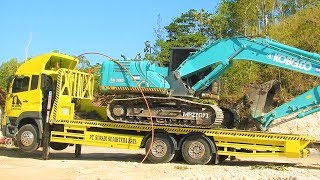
{"left": 0, "top": 58, "right": 20, "bottom": 91}
{"left": 268, "top": 3, "right": 320, "bottom": 52}
{"left": 266, "top": 3, "right": 320, "bottom": 102}
{"left": 155, "top": 9, "right": 212, "bottom": 63}
{"left": 77, "top": 55, "right": 91, "bottom": 70}
{"left": 74, "top": 55, "right": 102, "bottom": 93}
{"left": 206, "top": 0, "right": 235, "bottom": 38}
{"left": 213, "top": 0, "right": 320, "bottom": 103}
{"left": 51, "top": 49, "right": 60, "bottom": 53}
{"left": 151, "top": 0, "right": 319, "bottom": 102}
{"left": 143, "top": 41, "right": 156, "bottom": 61}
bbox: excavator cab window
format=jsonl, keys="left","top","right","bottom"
{"left": 170, "top": 47, "right": 213, "bottom": 92}
{"left": 170, "top": 47, "right": 198, "bottom": 72}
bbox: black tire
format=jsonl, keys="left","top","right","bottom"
{"left": 173, "top": 150, "right": 184, "bottom": 162}
{"left": 50, "top": 142, "right": 69, "bottom": 151}
{"left": 221, "top": 108, "right": 239, "bottom": 129}
{"left": 145, "top": 133, "right": 176, "bottom": 163}
{"left": 218, "top": 155, "right": 228, "bottom": 162}
{"left": 181, "top": 135, "right": 214, "bottom": 165}
{"left": 16, "top": 124, "right": 40, "bottom": 152}
{"left": 75, "top": 144, "right": 82, "bottom": 157}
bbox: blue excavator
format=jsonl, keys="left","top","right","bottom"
{"left": 100, "top": 36, "right": 320, "bottom": 130}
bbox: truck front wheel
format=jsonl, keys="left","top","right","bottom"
{"left": 16, "top": 124, "right": 40, "bottom": 152}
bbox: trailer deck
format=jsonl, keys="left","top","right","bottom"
{"left": 50, "top": 118, "right": 316, "bottom": 159}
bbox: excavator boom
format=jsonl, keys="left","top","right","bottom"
{"left": 168, "top": 37, "right": 320, "bottom": 95}
{"left": 168, "top": 36, "right": 320, "bottom": 129}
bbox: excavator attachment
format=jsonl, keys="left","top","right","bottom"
{"left": 246, "top": 80, "right": 280, "bottom": 118}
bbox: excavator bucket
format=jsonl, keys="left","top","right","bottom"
{"left": 246, "top": 80, "right": 280, "bottom": 118}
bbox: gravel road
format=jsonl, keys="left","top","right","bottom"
{"left": 0, "top": 145, "right": 319, "bottom": 180}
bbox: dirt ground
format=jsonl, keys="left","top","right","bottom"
{"left": 269, "top": 112, "right": 320, "bottom": 141}
{"left": 0, "top": 145, "right": 319, "bottom": 180}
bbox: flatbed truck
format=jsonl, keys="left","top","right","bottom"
{"left": 1, "top": 52, "right": 316, "bottom": 165}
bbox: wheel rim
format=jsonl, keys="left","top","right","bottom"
{"left": 188, "top": 141, "right": 205, "bottom": 159}
{"left": 20, "top": 131, "right": 34, "bottom": 147}
{"left": 151, "top": 140, "right": 167, "bottom": 158}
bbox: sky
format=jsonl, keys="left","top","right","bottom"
{"left": 0, "top": 0, "right": 219, "bottom": 64}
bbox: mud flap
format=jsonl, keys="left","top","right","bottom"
{"left": 246, "top": 80, "right": 280, "bottom": 118}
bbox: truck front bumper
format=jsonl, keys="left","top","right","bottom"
{"left": 4, "top": 124, "right": 18, "bottom": 138}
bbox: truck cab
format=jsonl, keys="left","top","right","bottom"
{"left": 1, "top": 53, "right": 80, "bottom": 152}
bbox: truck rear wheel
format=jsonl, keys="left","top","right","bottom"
{"left": 145, "top": 133, "right": 176, "bottom": 163}
{"left": 181, "top": 134, "right": 214, "bottom": 165}
{"left": 16, "top": 124, "right": 40, "bottom": 152}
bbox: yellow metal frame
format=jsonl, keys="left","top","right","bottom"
{"left": 50, "top": 119, "right": 315, "bottom": 158}
{"left": 101, "top": 86, "right": 169, "bottom": 94}
{"left": 16, "top": 52, "right": 79, "bottom": 75}
{"left": 51, "top": 124, "right": 143, "bottom": 150}
{"left": 50, "top": 68, "right": 94, "bottom": 121}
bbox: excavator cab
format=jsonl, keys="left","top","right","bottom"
{"left": 245, "top": 80, "right": 280, "bottom": 118}
{"left": 170, "top": 47, "right": 220, "bottom": 98}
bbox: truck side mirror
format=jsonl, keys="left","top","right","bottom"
{"left": 41, "top": 74, "right": 47, "bottom": 89}
{"left": 41, "top": 75, "right": 52, "bottom": 89}
{"left": 6, "top": 75, "right": 14, "bottom": 93}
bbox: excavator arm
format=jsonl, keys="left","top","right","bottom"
{"left": 167, "top": 36, "right": 320, "bottom": 129}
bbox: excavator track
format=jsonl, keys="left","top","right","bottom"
{"left": 106, "top": 96, "right": 224, "bottom": 129}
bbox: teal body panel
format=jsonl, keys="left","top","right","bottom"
{"left": 100, "top": 60, "right": 169, "bottom": 90}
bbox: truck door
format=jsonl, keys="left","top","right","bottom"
{"left": 5, "top": 75, "right": 42, "bottom": 119}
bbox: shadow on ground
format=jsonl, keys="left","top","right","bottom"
{"left": 0, "top": 146, "right": 319, "bottom": 170}
{"left": 0, "top": 146, "right": 144, "bottom": 162}
{"left": 219, "top": 158, "right": 320, "bottom": 170}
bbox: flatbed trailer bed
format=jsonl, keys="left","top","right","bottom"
{"left": 43, "top": 67, "right": 316, "bottom": 164}
{"left": 48, "top": 118, "right": 315, "bottom": 164}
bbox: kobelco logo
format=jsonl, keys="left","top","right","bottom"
{"left": 267, "top": 54, "right": 312, "bottom": 71}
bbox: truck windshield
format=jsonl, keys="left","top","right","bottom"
{"left": 12, "top": 76, "right": 30, "bottom": 93}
